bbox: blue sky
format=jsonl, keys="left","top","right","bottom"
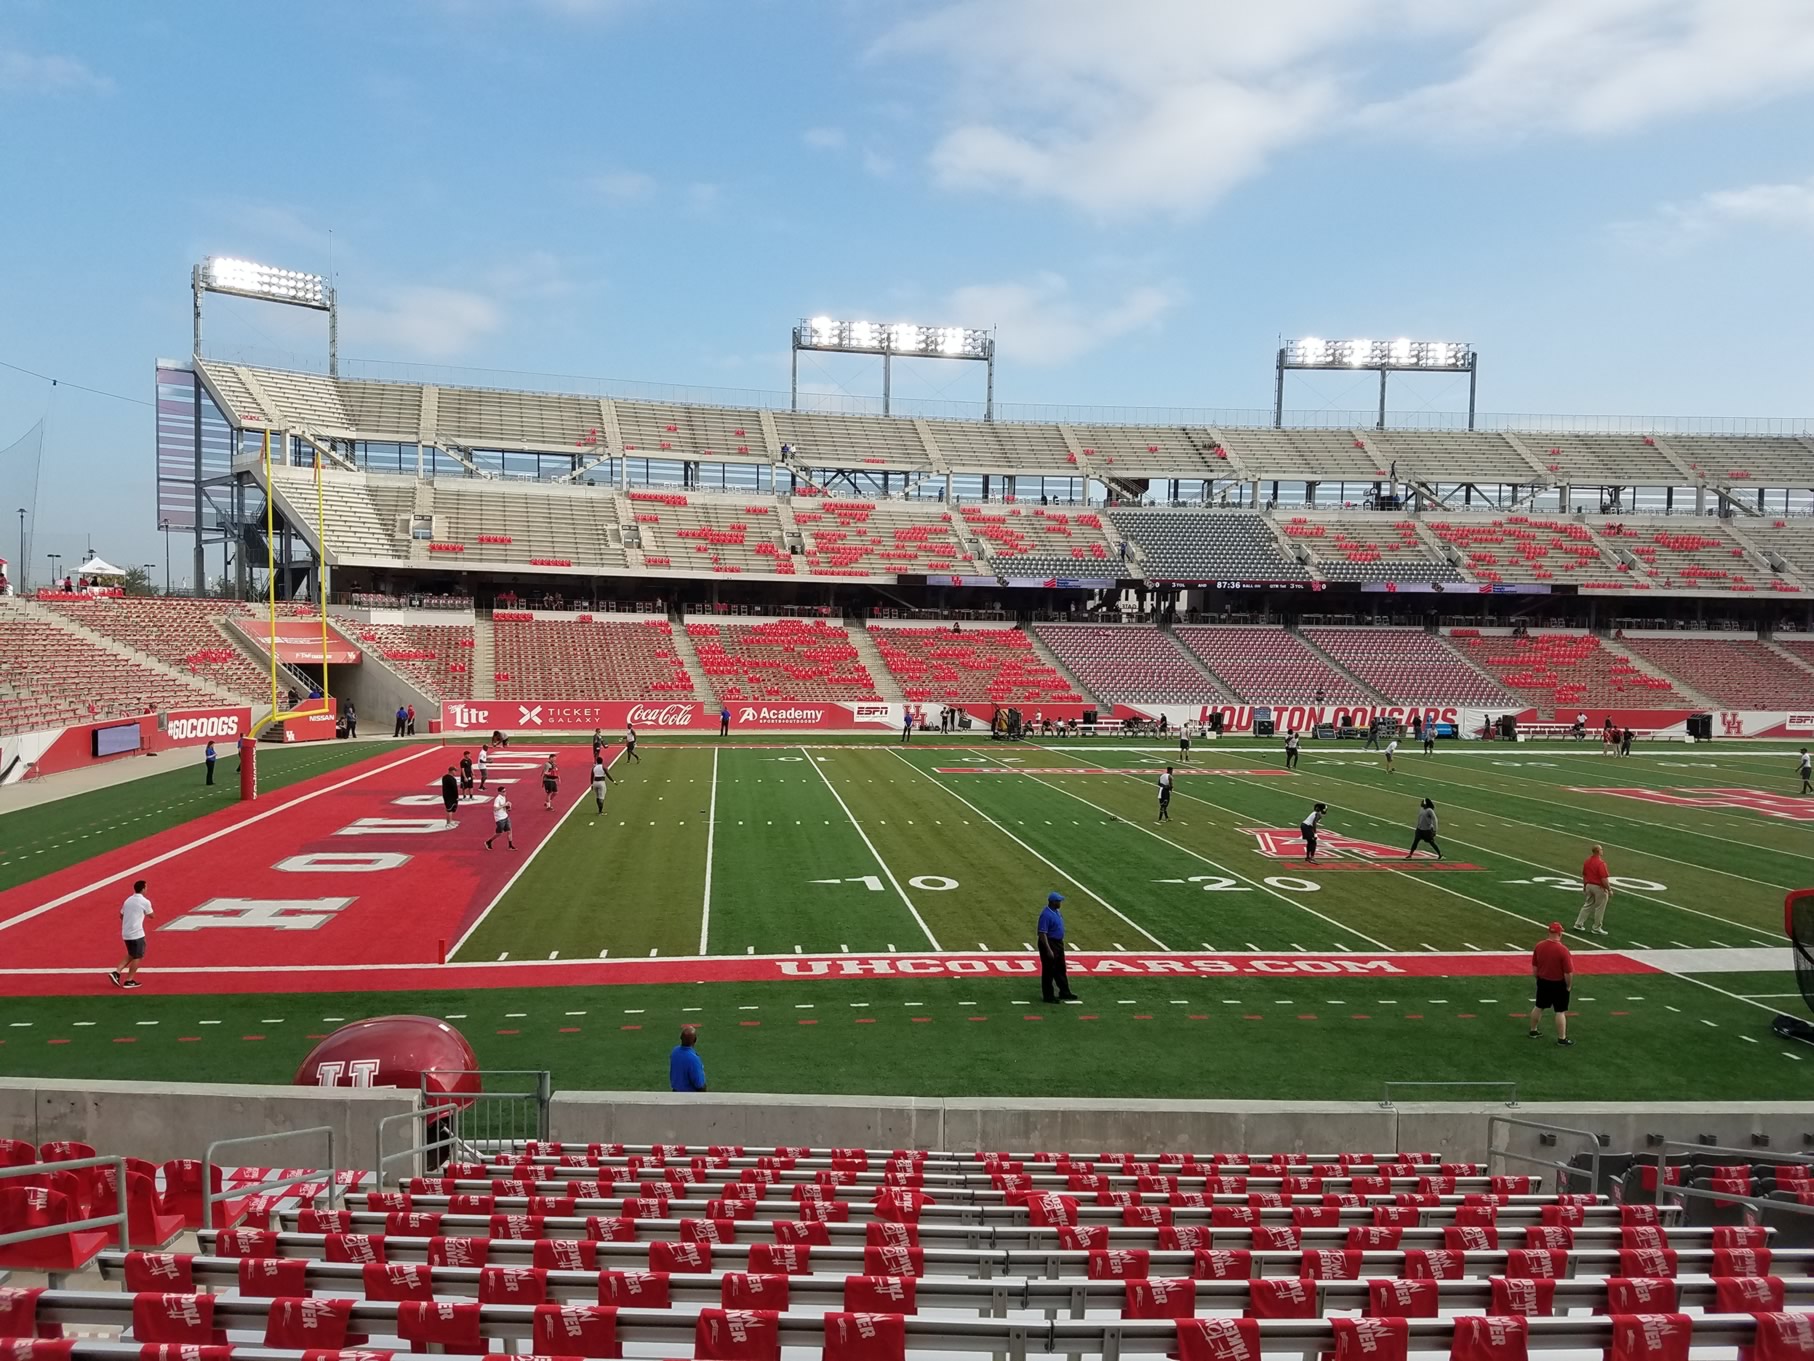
{"left": 3, "top": 0, "right": 1813, "bottom": 579}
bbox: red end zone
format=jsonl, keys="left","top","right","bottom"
{"left": 0, "top": 743, "right": 590, "bottom": 993}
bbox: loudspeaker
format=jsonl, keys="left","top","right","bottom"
{"left": 1206, "top": 712, "right": 1225, "bottom": 735}
{"left": 1498, "top": 715, "right": 1518, "bottom": 740}
{"left": 1687, "top": 713, "right": 1712, "bottom": 741}
{"left": 1081, "top": 710, "right": 1098, "bottom": 727}
{"left": 1254, "top": 718, "right": 1276, "bottom": 738}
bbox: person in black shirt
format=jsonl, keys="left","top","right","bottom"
{"left": 459, "top": 750, "right": 475, "bottom": 800}
{"left": 440, "top": 767, "right": 460, "bottom": 825}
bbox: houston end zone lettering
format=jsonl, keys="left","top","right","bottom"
{"left": 1571, "top": 786, "right": 1814, "bottom": 823}
{"left": 1200, "top": 703, "right": 1459, "bottom": 732}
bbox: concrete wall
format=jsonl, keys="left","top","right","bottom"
{"left": 0, "top": 1078, "right": 417, "bottom": 1169}
{"left": 552, "top": 1091, "right": 1814, "bottom": 1164}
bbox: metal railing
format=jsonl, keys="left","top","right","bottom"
{"left": 1379, "top": 1079, "right": 1518, "bottom": 1108}
{"left": 202, "top": 1126, "right": 340, "bottom": 1226}
{"left": 1486, "top": 1114, "right": 1600, "bottom": 1194}
{"left": 376, "top": 1106, "right": 452, "bottom": 1190}
{"left": 1653, "top": 1138, "right": 1814, "bottom": 1224}
{"left": 17, "top": 1289, "right": 1793, "bottom": 1360}
{"left": 0, "top": 1155, "right": 129, "bottom": 1269}
{"left": 423, "top": 1069, "right": 551, "bottom": 1147}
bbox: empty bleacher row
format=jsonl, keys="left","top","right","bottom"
{"left": 349, "top": 621, "right": 477, "bottom": 700}
{"left": 0, "top": 609, "right": 227, "bottom": 735}
{"left": 211, "top": 359, "right": 1814, "bottom": 493}
{"left": 1445, "top": 632, "right": 1688, "bottom": 715}
{"left": 869, "top": 628, "right": 1082, "bottom": 706}
{"left": 1031, "top": 625, "right": 1224, "bottom": 705}
{"left": 688, "top": 620, "right": 882, "bottom": 702}
{"left": 1301, "top": 630, "right": 1514, "bottom": 707}
{"left": 34, "top": 597, "right": 269, "bottom": 699}
{"left": 1616, "top": 637, "right": 1814, "bottom": 709}
{"left": 1280, "top": 518, "right": 1465, "bottom": 584}
{"left": 1108, "top": 512, "right": 1307, "bottom": 582}
{"left": 1173, "top": 628, "right": 1370, "bottom": 705}
{"left": 492, "top": 617, "right": 695, "bottom": 701}
{"left": 6, "top": 1137, "right": 1810, "bottom": 1361}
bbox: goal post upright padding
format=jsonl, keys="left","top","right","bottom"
{"left": 239, "top": 736, "right": 257, "bottom": 802}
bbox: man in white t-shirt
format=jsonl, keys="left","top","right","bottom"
{"left": 109, "top": 880, "right": 153, "bottom": 989}
{"left": 1383, "top": 737, "right": 1399, "bottom": 773}
{"left": 484, "top": 792, "right": 515, "bottom": 851}
{"left": 477, "top": 746, "right": 490, "bottom": 790}
{"left": 1157, "top": 766, "right": 1174, "bottom": 823}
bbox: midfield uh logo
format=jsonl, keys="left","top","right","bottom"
{"left": 1572, "top": 786, "right": 1814, "bottom": 822}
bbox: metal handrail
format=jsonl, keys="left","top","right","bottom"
{"left": 1652, "top": 1137, "right": 1814, "bottom": 1222}
{"left": 0, "top": 1155, "right": 130, "bottom": 1251}
{"left": 1487, "top": 1114, "right": 1600, "bottom": 1194}
{"left": 422, "top": 1068, "right": 552, "bottom": 1140}
{"left": 1379, "top": 1080, "right": 1517, "bottom": 1108}
{"left": 376, "top": 1107, "right": 453, "bottom": 1190}
{"left": 96, "top": 1250, "right": 1814, "bottom": 1312}
{"left": 202, "top": 1126, "right": 339, "bottom": 1226}
{"left": 18, "top": 1290, "right": 1791, "bottom": 1358}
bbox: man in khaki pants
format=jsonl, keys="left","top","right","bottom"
{"left": 1574, "top": 844, "right": 1612, "bottom": 935}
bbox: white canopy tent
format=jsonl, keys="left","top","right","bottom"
{"left": 78, "top": 556, "right": 127, "bottom": 577}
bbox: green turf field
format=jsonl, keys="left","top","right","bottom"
{"left": 2, "top": 734, "right": 1811, "bottom": 1101}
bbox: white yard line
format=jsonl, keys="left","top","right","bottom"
{"left": 887, "top": 749, "right": 1168, "bottom": 950}
{"left": 448, "top": 748, "right": 617, "bottom": 959}
{"left": 1264, "top": 762, "right": 1778, "bottom": 940}
{"left": 996, "top": 756, "right": 1393, "bottom": 951}
{"left": 804, "top": 745, "right": 940, "bottom": 950}
{"left": 698, "top": 748, "right": 719, "bottom": 955}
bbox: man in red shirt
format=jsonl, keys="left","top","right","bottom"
{"left": 1573, "top": 844, "right": 1612, "bottom": 935}
{"left": 1528, "top": 922, "right": 1574, "bottom": 1046}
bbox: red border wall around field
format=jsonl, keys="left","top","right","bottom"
{"left": 21, "top": 706, "right": 256, "bottom": 779}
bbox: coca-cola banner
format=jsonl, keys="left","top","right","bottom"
{"left": 439, "top": 700, "right": 903, "bottom": 733}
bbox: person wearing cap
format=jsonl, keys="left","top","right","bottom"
{"left": 1528, "top": 922, "right": 1574, "bottom": 1047}
{"left": 1037, "top": 891, "right": 1078, "bottom": 1004}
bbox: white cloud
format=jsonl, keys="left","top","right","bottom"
{"left": 593, "top": 170, "right": 656, "bottom": 200}
{"left": 0, "top": 47, "right": 111, "bottom": 96}
{"left": 345, "top": 286, "right": 503, "bottom": 360}
{"left": 1373, "top": 0, "right": 1814, "bottom": 137}
{"left": 861, "top": 148, "right": 894, "bottom": 178}
{"left": 803, "top": 126, "right": 847, "bottom": 150}
{"left": 945, "top": 273, "right": 1179, "bottom": 365}
{"left": 875, "top": 0, "right": 1814, "bottom": 219}
{"left": 1629, "top": 175, "right": 1814, "bottom": 247}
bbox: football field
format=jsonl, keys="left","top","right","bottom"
{"left": 0, "top": 733, "right": 1809, "bottom": 1103}
{"left": 459, "top": 738, "right": 1805, "bottom": 961}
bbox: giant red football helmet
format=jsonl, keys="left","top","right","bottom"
{"left": 294, "top": 1015, "right": 480, "bottom": 1110}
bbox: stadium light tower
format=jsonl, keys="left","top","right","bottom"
{"left": 791, "top": 317, "right": 997, "bottom": 420}
{"left": 192, "top": 256, "right": 337, "bottom": 374}
{"left": 1275, "top": 337, "right": 1477, "bottom": 431}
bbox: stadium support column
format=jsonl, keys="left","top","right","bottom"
{"left": 1467, "top": 357, "right": 1478, "bottom": 431}
{"left": 1378, "top": 370, "right": 1388, "bottom": 430}
{"left": 192, "top": 368, "right": 206, "bottom": 594}
{"left": 882, "top": 350, "right": 891, "bottom": 417}
{"left": 984, "top": 349, "right": 994, "bottom": 423}
{"left": 1274, "top": 348, "right": 1286, "bottom": 429}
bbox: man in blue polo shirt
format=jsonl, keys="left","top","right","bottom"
{"left": 1037, "top": 891, "right": 1079, "bottom": 1004}
{"left": 669, "top": 1024, "right": 707, "bottom": 1091}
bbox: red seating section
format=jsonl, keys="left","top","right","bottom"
{"left": 1601, "top": 524, "right": 1795, "bottom": 594}
{"left": 1031, "top": 626, "right": 1213, "bottom": 704}
{"left": 1446, "top": 632, "right": 1685, "bottom": 716}
{"left": 870, "top": 627, "right": 1081, "bottom": 705}
{"left": 493, "top": 618, "right": 695, "bottom": 700}
{"left": 355, "top": 623, "right": 476, "bottom": 699}
{"left": 1427, "top": 517, "right": 1614, "bottom": 586}
{"left": 689, "top": 621, "right": 881, "bottom": 702}
{"left": 0, "top": 617, "right": 224, "bottom": 736}
{"left": 1172, "top": 628, "right": 1368, "bottom": 704}
{"left": 1618, "top": 637, "right": 1814, "bottom": 708}
{"left": 1300, "top": 629, "right": 1512, "bottom": 705}
{"left": 37, "top": 597, "right": 267, "bottom": 697}
{"left": 792, "top": 502, "right": 984, "bottom": 578}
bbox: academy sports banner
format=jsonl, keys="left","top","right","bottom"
{"left": 441, "top": 697, "right": 1814, "bottom": 738}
